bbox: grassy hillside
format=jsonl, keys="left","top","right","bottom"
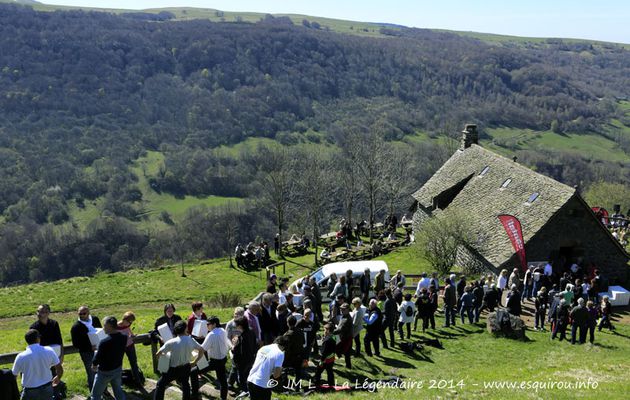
{"left": 0, "top": 246, "right": 629, "bottom": 399}
{"left": 484, "top": 128, "right": 630, "bottom": 163}
{"left": 6, "top": 0, "right": 628, "bottom": 47}
{"left": 67, "top": 151, "right": 243, "bottom": 231}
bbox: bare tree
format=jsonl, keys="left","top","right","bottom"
{"left": 217, "top": 202, "right": 243, "bottom": 268}
{"left": 334, "top": 141, "right": 361, "bottom": 239}
{"left": 296, "top": 149, "right": 334, "bottom": 266}
{"left": 253, "top": 145, "right": 297, "bottom": 257}
{"left": 381, "top": 144, "right": 415, "bottom": 217}
{"left": 350, "top": 130, "right": 387, "bottom": 243}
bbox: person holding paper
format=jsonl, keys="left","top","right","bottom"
{"left": 191, "top": 317, "right": 232, "bottom": 400}
{"left": 91, "top": 316, "right": 127, "bottom": 400}
{"left": 154, "top": 320, "right": 204, "bottom": 400}
{"left": 70, "top": 306, "right": 102, "bottom": 390}
{"left": 154, "top": 303, "right": 182, "bottom": 341}
{"left": 187, "top": 302, "right": 207, "bottom": 342}
{"left": 12, "top": 329, "right": 64, "bottom": 400}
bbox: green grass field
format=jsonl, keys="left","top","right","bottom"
{"left": 1, "top": 246, "right": 628, "bottom": 399}
{"left": 484, "top": 127, "right": 630, "bottom": 163}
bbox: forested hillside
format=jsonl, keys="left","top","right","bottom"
{"left": 0, "top": 3, "right": 629, "bottom": 284}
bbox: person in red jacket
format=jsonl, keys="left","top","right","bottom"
{"left": 187, "top": 302, "right": 208, "bottom": 342}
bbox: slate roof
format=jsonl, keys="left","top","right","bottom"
{"left": 412, "top": 144, "right": 576, "bottom": 267}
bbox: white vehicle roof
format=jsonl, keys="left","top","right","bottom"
{"left": 321, "top": 260, "right": 388, "bottom": 278}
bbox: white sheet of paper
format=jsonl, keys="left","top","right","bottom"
{"left": 157, "top": 323, "right": 173, "bottom": 342}
{"left": 46, "top": 345, "right": 61, "bottom": 357}
{"left": 193, "top": 350, "right": 209, "bottom": 370}
{"left": 191, "top": 320, "right": 208, "bottom": 337}
{"left": 88, "top": 328, "right": 108, "bottom": 346}
{"left": 157, "top": 352, "right": 170, "bottom": 373}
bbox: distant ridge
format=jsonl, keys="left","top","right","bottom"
{"left": 2, "top": 0, "right": 626, "bottom": 45}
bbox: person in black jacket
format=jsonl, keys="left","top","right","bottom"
{"left": 414, "top": 288, "right": 431, "bottom": 332}
{"left": 70, "top": 306, "right": 102, "bottom": 390}
{"left": 456, "top": 276, "right": 467, "bottom": 310}
{"left": 551, "top": 299, "right": 570, "bottom": 341}
{"left": 534, "top": 287, "right": 548, "bottom": 331}
{"left": 0, "top": 368, "right": 20, "bottom": 400}
{"left": 472, "top": 281, "right": 484, "bottom": 323}
{"left": 570, "top": 298, "right": 589, "bottom": 344}
{"left": 383, "top": 289, "right": 397, "bottom": 347}
{"left": 359, "top": 269, "right": 371, "bottom": 305}
{"left": 506, "top": 285, "right": 522, "bottom": 316}
{"left": 90, "top": 316, "right": 128, "bottom": 400}
{"left": 282, "top": 315, "right": 305, "bottom": 381}
{"left": 363, "top": 299, "right": 382, "bottom": 357}
{"left": 154, "top": 303, "right": 183, "bottom": 340}
{"left": 333, "top": 304, "right": 353, "bottom": 368}
{"left": 313, "top": 324, "right": 336, "bottom": 386}
{"left": 230, "top": 317, "right": 257, "bottom": 392}
{"left": 482, "top": 284, "right": 499, "bottom": 312}
{"left": 259, "top": 294, "right": 278, "bottom": 345}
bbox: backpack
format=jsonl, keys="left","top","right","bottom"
{"left": 405, "top": 305, "right": 413, "bottom": 317}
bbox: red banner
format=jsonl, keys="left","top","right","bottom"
{"left": 498, "top": 214, "right": 527, "bottom": 271}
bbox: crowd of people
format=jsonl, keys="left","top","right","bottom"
{"left": 10, "top": 259, "right": 618, "bottom": 400}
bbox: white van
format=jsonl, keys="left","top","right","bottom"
{"left": 291, "top": 260, "right": 389, "bottom": 303}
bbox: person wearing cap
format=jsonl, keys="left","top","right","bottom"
{"left": 333, "top": 303, "right": 353, "bottom": 368}
{"left": 12, "top": 329, "right": 63, "bottom": 400}
{"left": 191, "top": 317, "right": 232, "bottom": 400}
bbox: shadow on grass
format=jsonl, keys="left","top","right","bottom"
{"left": 379, "top": 354, "right": 425, "bottom": 367}
{"left": 610, "top": 330, "right": 630, "bottom": 339}
{"left": 593, "top": 342, "right": 618, "bottom": 350}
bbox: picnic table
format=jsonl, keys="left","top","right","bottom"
{"left": 383, "top": 239, "right": 402, "bottom": 252}
{"left": 319, "top": 231, "right": 340, "bottom": 246}
{"left": 282, "top": 239, "right": 302, "bottom": 249}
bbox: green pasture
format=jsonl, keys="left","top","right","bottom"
{"left": 484, "top": 127, "right": 630, "bottom": 163}
{"left": 1, "top": 245, "right": 628, "bottom": 398}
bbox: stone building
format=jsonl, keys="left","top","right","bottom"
{"left": 411, "top": 124, "right": 628, "bottom": 283}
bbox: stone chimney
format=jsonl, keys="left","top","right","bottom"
{"left": 460, "top": 124, "right": 478, "bottom": 150}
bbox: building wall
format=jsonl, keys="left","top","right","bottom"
{"left": 412, "top": 205, "right": 432, "bottom": 234}
{"left": 502, "top": 195, "right": 629, "bottom": 284}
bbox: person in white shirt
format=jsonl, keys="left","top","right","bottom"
{"left": 154, "top": 321, "right": 204, "bottom": 400}
{"left": 247, "top": 336, "right": 288, "bottom": 400}
{"left": 191, "top": 317, "right": 232, "bottom": 400}
{"left": 544, "top": 262, "right": 553, "bottom": 276}
{"left": 277, "top": 282, "right": 288, "bottom": 305}
{"left": 497, "top": 269, "right": 508, "bottom": 307}
{"left": 12, "top": 329, "right": 63, "bottom": 400}
{"left": 415, "top": 273, "right": 431, "bottom": 297}
{"left": 398, "top": 294, "right": 416, "bottom": 340}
